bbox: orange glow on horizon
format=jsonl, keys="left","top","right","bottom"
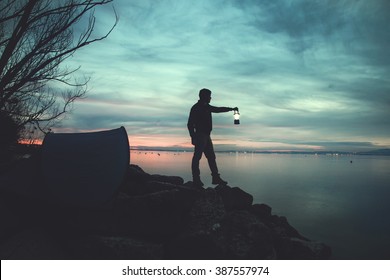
{"left": 18, "top": 138, "right": 43, "bottom": 145}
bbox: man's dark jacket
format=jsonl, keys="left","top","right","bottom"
{"left": 187, "top": 101, "right": 231, "bottom": 137}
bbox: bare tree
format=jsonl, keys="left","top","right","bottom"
{"left": 0, "top": 0, "right": 118, "bottom": 138}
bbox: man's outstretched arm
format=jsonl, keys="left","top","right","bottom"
{"left": 210, "top": 106, "right": 238, "bottom": 113}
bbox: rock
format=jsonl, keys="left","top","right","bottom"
{"left": 0, "top": 161, "right": 332, "bottom": 260}
{"left": 0, "top": 194, "right": 25, "bottom": 241}
{"left": 250, "top": 207, "right": 332, "bottom": 259}
{"left": 215, "top": 185, "right": 253, "bottom": 211}
{"left": 120, "top": 164, "right": 151, "bottom": 195}
{"left": 140, "top": 181, "right": 177, "bottom": 194}
{"left": 251, "top": 203, "right": 272, "bottom": 219}
{"left": 142, "top": 180, "right": 194, "bottom": 195}
{"left": 150, "top": 174, "right": 184, "bottom": 186}
{"left": 127, "top": 164, "right": 149, "bottom": 180}
{"left": 121, "top": 165, "right": 185, "bottom": 195}
{"left": 216, "top": 210, "right": 276, "bottom": 259}
{"left": 165, "top": 230, "right": 222, "bottom": 260}
{"left": 165, "top": 188, "right": 226, "bottom": 259}
{"left": 167, "top": 206, "right": 278, "bottom": 260}
{"left": 113, "top": 188, "right": 200, "bottom": 238}
{"left": 251, "top": 204, "right": 307, "bottom": 241}
{"left": 0, "top": 227, "right": 65, "bottom": 259}
{"left": 187, "top": 188, "right": 226, "bottom": 232}
{"left": 275, "top": 237, "right": 332, "bottom": 260}
{"left": 268, "top": 215, "right": 308, "bottom": 240}
{"left": 54, "top": 186, "right": 202, "bottom": 238}
{"left": 61, "top": 207, "right": 117, "bottom": 235}
{"left": 70, "top": 235, "right": 163, "bottom": 260}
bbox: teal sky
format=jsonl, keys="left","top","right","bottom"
{"left": 57, "top": 0, "right": 390, "bottom": 152}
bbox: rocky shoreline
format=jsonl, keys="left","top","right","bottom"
{"left": 0, "top": 159, "right": 331, "bottom": 259}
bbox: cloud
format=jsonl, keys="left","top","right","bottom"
{"left": 52, "top": 0, "right": 390, "bottom": 152}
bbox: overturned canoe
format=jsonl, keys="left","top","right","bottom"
{"left": 41, "top": 127, "right": 129, "bottom": 207}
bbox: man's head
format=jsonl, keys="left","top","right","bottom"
{"left": 199, "top": 88, "right": 212, "bottom": 103}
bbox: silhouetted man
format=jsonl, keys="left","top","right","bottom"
{"left": 187, "top": 88, "right": 238, "bottom": 188}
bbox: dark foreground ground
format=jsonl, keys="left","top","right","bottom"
{"left": 0, "top": 152, "right": 331, "bottom": 260}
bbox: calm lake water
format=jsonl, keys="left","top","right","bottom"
{"left": 130, "top": 150, "right": 390, "bottom": 260}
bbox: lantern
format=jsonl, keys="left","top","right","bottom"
{"left": 233, "top": 108, "right": 240, "bottom": 125}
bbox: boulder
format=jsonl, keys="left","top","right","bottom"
{"left": 166, "top": 195, "right": 278, "bottom": 260}
{"left": 251, "top": 204, "right": 331, "bottom": 259}
{"left": 69, "top": 235, "right": 163, "bottom": 260}
{"left": 60, "top": 206, "right": 117, "bottom": 236}
{"left": 121, "top": 165, "right": 185, "bottom": 195}
{"left": 142, "top": 180, "right": 194, "bottom": 195}
{"left": 165, "top": 230, "right": 223, "bottom": 259}
{"left": 251, "top": 203, "right": 272, "bottom": 219}
{"left": 0, "top": 227, "right": 65, "bottom": 259}
{"left": 187, "top": 188, "right": 226, "bottom": 232}
{"left": 113, "top": 188, "right": 200, "bottom": 238}
{"left": 120, "top": 165, "right": 151, "bottom": 195}
{"left": 0, "top": 194, "right": 25, "bottom": 241}
{"left": 215, "top": 185, "right": 253, "bottom": 211}
{"left": 268, "top": 215, "right": 308, "bottom": 240}
{"left": 216, "top": 210, "right": 276, "bottom": 259}
{"left": 275, "top": 237, "right": 332, "bottom": 260}
{"left": 164, "top": 188, "right": 226, "bottom": 259}
{"left": 150, "top": 174, "right": 184, "bottom": 186}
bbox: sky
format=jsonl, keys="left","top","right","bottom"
{"left": 55, "top": 0, "right": 390, "bottom": 152}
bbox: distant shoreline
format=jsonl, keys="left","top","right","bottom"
{"left": 130, "top": 147, "right": 390, "bottom": 156}
{"left": 9, "top": 143, "right": 390, "bottom": 157}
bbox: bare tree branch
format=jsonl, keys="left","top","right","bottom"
{"left": 0, "top": 0, "right": 117, "bottom": 138}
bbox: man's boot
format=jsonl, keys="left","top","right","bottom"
{"left": 212, "top": 174, "right": 228, "bottom": 185}
{"left": 193, "top": 177, "right": 204, "bottom": 188}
